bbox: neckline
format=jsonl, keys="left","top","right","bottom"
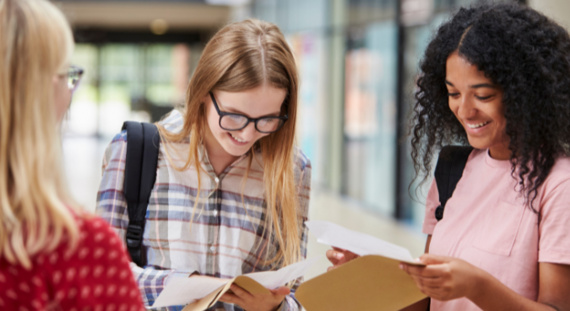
{"left": 484, "top": 148, "right": 512, "bottom": 169}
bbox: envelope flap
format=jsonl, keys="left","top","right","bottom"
{"left": 295, "top": 255, "right": 427, "bottom": 311}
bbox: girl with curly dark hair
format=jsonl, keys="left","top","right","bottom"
{"left": 396, "top": 2, "right": 570, "bottom": 311}
{"left": 327, "top": 2, "right": 570, "bottom": 311}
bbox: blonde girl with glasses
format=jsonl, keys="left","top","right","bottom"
{"left": 97, "top": 19, "right": 311, "bottom": 311}
{"left": 0, "top": 0, "right": 145, "bottom": 310}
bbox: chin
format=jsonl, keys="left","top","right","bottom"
{"left": 223, "top": 143, "right": 251, "bottom": 157}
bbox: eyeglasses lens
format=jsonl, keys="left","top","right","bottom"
{"left": 220, "top": 115, "right": 248, "bottom": 130}
{"left": 256, "top": 118, "right": 283, "bottom": 132}
{"left": 67, "top": 66, "right": 84, "bottom": 91}
{"left": 220, "top": 115, "right": 283, "bottom": 133}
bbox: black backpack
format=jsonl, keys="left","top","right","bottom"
{"left": 121, "top": 121, "right": 160, "bottom": 267}
{"left": 433, "top": 145, "right": 473, "bottom": 221}
{"left": 428, "top": 145, "right": 473, "bottom": 310}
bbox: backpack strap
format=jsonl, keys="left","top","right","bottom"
{"left": 434, "top": 145, "right": 473, "bottom": 221}
{"left": 122, "top": 121, "right": 160, "bottom": 267}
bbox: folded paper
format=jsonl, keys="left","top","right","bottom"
{"left": 152, "top": 256, "right": 322, "bottom": 310}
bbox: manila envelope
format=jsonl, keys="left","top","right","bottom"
{"left": 182, "top": 276, "right": 271, "bottom": 311}
{"left": 295, "top": 255, "right": 427, "bottom": 311}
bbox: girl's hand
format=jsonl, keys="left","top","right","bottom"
{"left": 399, "top": 254, "right": 484, "bottom": 301}
{"left": 326, "top": 247, "right": 360, "bottom": 271}
{"left": 218, "top": 284, "right": 290, "bottom": 311}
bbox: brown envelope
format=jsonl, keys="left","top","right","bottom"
{"left": 295, "top": 255, "right": 427, "bottom": 311}
{"left": 181, "top": 275, "right": 271, "bottom": 311}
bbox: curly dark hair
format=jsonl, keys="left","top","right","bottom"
{"left": 411, "top": 2, "right": 570, "bottom": 210}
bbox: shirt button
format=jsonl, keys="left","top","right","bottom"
{"left": 213, "top": 210, "right": 218, "bottom": 216}
{"left": 210, "top": 246, "right": 215, "bottom": 252}
{"left": 214, "top": 177, "right": 219, "bottom": 183}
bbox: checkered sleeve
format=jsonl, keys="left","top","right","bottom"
{"left": 129, "top": 263, "right": 194, "bottom": 309}
{"left": 96, "top": 131, "right": 130, "bottom": 240}
{"left": 96, "top": 131, "right": 194, "bottom": 310}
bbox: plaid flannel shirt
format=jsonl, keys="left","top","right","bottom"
{"left": 96, "top": 110, "right": 311, "bottom": 311}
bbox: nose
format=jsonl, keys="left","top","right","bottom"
{"left": 455, "top": 95, "right": 477, "bottom": 120}
{"left": 238, "top": 122, "right": 258, "bottom": 141}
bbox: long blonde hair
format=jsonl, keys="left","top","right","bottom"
{"left": 158, "top": 19, "right": 302, "bottom": 266}
{"left": 0, "top": 0, "right": 78, "bottom": 269}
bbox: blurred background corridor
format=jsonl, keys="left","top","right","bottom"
{"left": 57, "top": 0, "right": 568, "bottom": 279}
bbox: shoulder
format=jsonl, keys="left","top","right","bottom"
{"left": 34, "top": 215, "right": 128, "bottom": 270}
{"left": 76, "top": 215, "right": 127, "bottom": 256}
{"left": 293, "top": 146, "right": 311, "bottom": 172}
{"left": 107, "top": 108, "right": 184, "bottom": 151}
{"left": 62, "top": 215, "right": 130, "bottom": 269}
{"left": 541, "top": 156, "right": 570, "bottom": 195}
{"left": 547, "top": 156, "right": 570, "bottom": 179}
{"left": 157, "top": 108, "right": 185, "bottom": 134}
{"left": 108, "top": 130, "right": 128, "bottom": 151}
{"left": 103, "top": 108, "right": 184, "bottom": 161}
{"left": 103, "top": 130, "right": 128, "bottom": 165}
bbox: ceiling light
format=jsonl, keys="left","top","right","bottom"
{"left": 150, "top": 19, "right": 169, "bottom": 35}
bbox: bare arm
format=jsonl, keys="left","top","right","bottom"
{"left": 468, "top": 262, "right": 570, "bottom": 311}
{"left": 402, "top": 257, "right": 570, "bottom": 311}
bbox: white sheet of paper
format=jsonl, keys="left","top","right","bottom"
{"left": 305, "top": 220, "right": 416, "bottom": 263}
{"left": 245, "top": 256, "right": 322, "bottom": 289}
{"left": 152, "top": 256, "right": 322, "bottom": 308}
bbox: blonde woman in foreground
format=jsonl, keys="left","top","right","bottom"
{"left": 0, "top": 0, "right": 145, "bottom": 309}
{"left": 96, "top": 19, "right": 311, "bottom": 311}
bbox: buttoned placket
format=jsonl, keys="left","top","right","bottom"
{"left": 210, "top": 175, "right": 221, "bottom": 257}
{"left": 204, "top": 171, "right": 222, "bottom": 276}
{"left": 199, "top": 143, "right": 250, "bottom": 277}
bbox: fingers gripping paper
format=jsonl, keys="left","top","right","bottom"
{"left": 296, "top": 221, "right": 427, "bottom": 311}
{"left": 152, "top": 256, "right": 322, "bottom": 310}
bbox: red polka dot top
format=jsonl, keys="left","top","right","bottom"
{"left": 0, "top": 215, "right": 145, "bottom": 311}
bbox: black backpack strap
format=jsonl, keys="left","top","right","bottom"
{"left": 434, "top": 146, "right": 473, "bottom": 221}
{"left": 122, "top": 121, "right": 160, "bottom": 267}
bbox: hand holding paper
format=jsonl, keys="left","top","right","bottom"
{"left": 152, "top": 256, "right": 322, "bottom": 310}
{"left": 326, "top": 247, "right": 360, "bottom": 271}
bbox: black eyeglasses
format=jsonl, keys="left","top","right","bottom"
{"left": 66, "top": 65, "right": 84, "bottom": 91}
{"left": 209, "top": 92, "right": 288, "bottom": 134}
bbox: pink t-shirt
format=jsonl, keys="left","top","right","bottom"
{"left": 423, "top": 149, "right": 570, "bottom": 311}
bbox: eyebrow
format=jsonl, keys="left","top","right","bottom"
{"left": 221, "top": 104, "right": 281, "bottom": 117}
{"left": 445, "top": 80, "right": 498, "bottom": 89}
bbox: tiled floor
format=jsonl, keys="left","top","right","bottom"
{"left": 62, "top": 136, "right": 427, "bottom": 283}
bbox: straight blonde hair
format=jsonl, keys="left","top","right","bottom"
{"left": 0, "top": 0, "right": 78, "bottom": 269}
{"left": 158, "top": 19, "right": 302, "bottom": 267}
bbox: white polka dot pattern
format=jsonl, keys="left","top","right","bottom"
{"left": 0, "top": 216, "right": 145, "bottom": 310}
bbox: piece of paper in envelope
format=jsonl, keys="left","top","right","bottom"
{"left": 305, "top": 220, "right": 424, "bottom": 265}
{"left": 295, "top": 220, "right": 427, "bottom": 311}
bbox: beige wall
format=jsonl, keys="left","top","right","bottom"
{"left": 529, "top": 0, "right": 570, "bottom": 29}
{"left": 55, "top": 1, "right": 230, "bottom": 30}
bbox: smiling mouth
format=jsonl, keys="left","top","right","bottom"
{"left": 229, "top": 132, "right": 247, "bottom": 143}
{"left": 466, "top": 121, "right": 491, "bottom": 129}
